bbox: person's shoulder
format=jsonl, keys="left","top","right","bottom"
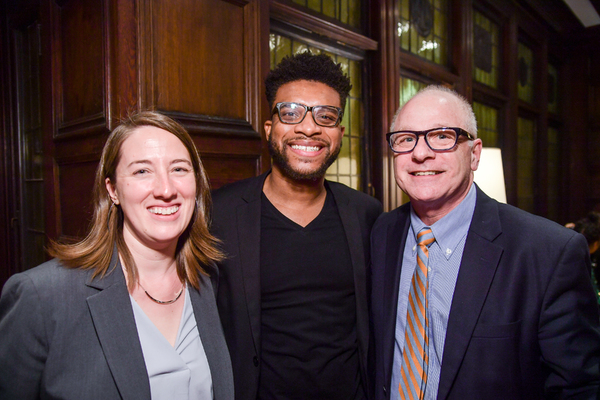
{"left": 327, "top": 181, "right": 382, "bottom": 210}
{"left": 212, "top": 174, "right": 264, "bottom": 204}
{"left": 373, "top": 202, "right": 410, "bottom": 229}
{"left": 3, "top": 259, "right": 86, "bottom": 298}
{"left": 494, "top": 201, "right": 579, "bottom": 242}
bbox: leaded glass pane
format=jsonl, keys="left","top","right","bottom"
{"left": 399, "top": 76, "right": 427, "bottom": 111}
{"left": 517, "top": 42, "right": 534, "bottom": 103}
{"left": 269, "top": 33, "right": 364, "bottom": 191}
{"left": 397, "top": 0, "right": 449, "bottom": 66}
{"left": 548, "top": 64, "right": 559, "bottom": 113}
{"left": 289, "top": 0, "right": 362, "bottom": 29}
{"left": 473, "top": 102, "right": 498, "bottom": 147}
{"left": 547, "top": 127, "right": 560, "bottom": 221}
{"left": 517, "top": 117, "right": 535, "bottom": 212}
{"left": 473, "top": 10, "right": 499, "bottom": 89}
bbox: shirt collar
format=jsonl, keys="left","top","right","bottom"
{"left": 409, "top": 183, "right": 477, "bottom": 259}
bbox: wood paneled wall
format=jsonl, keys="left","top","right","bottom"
{"left": 45, "top": 0, "right": 269, "bottom": 241}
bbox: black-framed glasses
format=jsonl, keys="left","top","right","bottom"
{"left": 386, "top": 127, "right": 475, "bottom": 153}
{"left": 272, "top": 102, "right": 343, "bottom": 127}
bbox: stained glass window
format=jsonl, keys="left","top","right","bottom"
{"left": 290, "top": 0, "right": 362, "bottom": 28}
{"left": 397, "top": 0, "right": 449, "bottom": 65}
{"left": 473, "top": 102, "right": 499, "bottom": 147}
{"left": 517, "top": 42, "right": 534, "bottom": 104}
{"left": 473, "top": 11, "right": 499, "bottom": 89}
{"left": 548, "top": 64, "right": 559, "bottom": 113}
{"left": 269, "top": 33, "right": 364, "bottom": 190}
{"left": 517, "top": 117, "right": 535, "bottom": 213}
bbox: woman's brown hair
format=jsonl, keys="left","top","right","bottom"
{"left": 48, "top": 111, "right": 222, "bottom": 290}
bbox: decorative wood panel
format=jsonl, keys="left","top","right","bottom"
{"left": 52, "top": 0, "right": 107, "bottom": 137}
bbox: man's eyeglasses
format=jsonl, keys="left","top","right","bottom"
{"left": 272, "top": 102, "right": 343, "bottom": 127}
{"left": 386, "top": 127, "right": 475, "bottom": 153}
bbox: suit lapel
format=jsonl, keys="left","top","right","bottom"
{"left": 86, "top": 251, "right": 150, "bottom": 400}
{"left": 383, "top": 206, "right": 411, "bottom": 388}
{"left": 437, "top": 188, "right": 503, "bottom": 400}
{"left": 330, "top": 184, "right": 369, "bottom": 375}
{"left": 190, "top": 277, "right": 234, "bottom": 400}
{"left": 236, "top": 173, "right": 266, "bottom": 356}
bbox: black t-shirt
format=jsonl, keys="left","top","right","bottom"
{"left": 257, "top": 189, "right": 364, "bottom": 400}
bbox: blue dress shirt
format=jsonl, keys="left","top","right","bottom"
{"left": 391, "top": 184, "right": 476, "bottom": 400}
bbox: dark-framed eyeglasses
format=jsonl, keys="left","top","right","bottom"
{"left": 272, "top": 102, "right": 343, "bottom": 127}
{"left": 386, "top": 127, "right": 475, "bottom": 153}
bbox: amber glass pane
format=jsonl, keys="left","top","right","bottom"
{"left": 473, "top": 11, "right": 499, "bottom": 89}
{"left": 547, "top": 127, "right": 560, "bottom": 221}
{"left": 473, "top": 102, "right": 498, "bottom": 147}
{"left": 397, "top": 0, "right": 449, "bottom": 66}
{"left": 548, "top": 64, "right": 559, "bottom": 114}
{"left": 517, "top": 43, "right": 534, "bottom": 103}
{"left": 290, "top": 0, "right": 362, "bottom": 29}
{"left": 269, "top": 33, "right": 364, "bottom": 191}
{"left": 517, "top": 117, "right": 535, "bottom": 213}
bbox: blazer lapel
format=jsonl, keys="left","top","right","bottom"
{"left": 437, "top": 188, "right": 503, "bottom": 400}
{"left": 86, "top": 251, "right": 150, "bottom": 400}
{"left": 189, "top": 277, "right": 234, "bottom": 400}
{"left": 383, "top": 206, "right": 411, "bottom": 388}
{"left": 236, "top": 174, "right": 266, "bottom": 356}
{"left": 330, "top": 184, "right": 369, "bottom": 374}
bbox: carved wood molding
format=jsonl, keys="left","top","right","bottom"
{"left": 269, "top": 0, "right": 378, "bottom": 51}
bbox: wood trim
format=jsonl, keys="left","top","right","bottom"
{"left": 162, "top": 112, "right": 261, "bottom": 139}
{"left": 270, "top": 0, "right": 378, "bottom": 51}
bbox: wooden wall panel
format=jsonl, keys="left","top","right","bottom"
{"left": 54, "top": 0, "right": 107, "bottom": 136}
{"left": 57, "top": 159, "right": 98, "bottom": 238}
{"left": 148, "top": 0, "right": 246, "bottom": 119}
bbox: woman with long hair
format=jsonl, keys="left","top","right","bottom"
{"left": 0, "top": 111, "right": 233, "bottom": 400}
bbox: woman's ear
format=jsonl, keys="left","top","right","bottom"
{"left": 105, "top": 177, "right": 119, "bottom": 205}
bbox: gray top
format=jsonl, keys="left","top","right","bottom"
{"left": 131, "top": 287, "right": 213, "bottom": 400}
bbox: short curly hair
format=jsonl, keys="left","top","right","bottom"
{"left": 265, "top": 52, "right": 352, "bottom": 112}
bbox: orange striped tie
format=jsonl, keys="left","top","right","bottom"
{"left": 399, "top": 227, "right": 435, "bottom": 400}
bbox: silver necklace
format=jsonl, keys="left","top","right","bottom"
{"left": 139, "top": 282, "right": 184, "bottom": 305}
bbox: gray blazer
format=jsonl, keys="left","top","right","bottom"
{"left": 0, "top": 250, "right": 234, "bottom": 400}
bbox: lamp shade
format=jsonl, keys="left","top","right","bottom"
{"left": 473, "top": 147, "right": 507, "bottom": 203}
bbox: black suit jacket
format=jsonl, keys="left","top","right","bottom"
{"left": 212, "top": 172, "right": 382, "bottom": 400}
{"left": 0, "top": 250, "right": 234, "bottom": 400}
{"left": 371, "top": 186, "right": 600, "bottom": 400}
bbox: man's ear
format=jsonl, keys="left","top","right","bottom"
{"left": 264, "top": 120, "right": 273, "bottom": 141}
{"left": 470, "top": 138, "right": 483, "bottom": 171}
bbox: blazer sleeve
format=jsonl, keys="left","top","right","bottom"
{"left": 0, "top": 273, "right": 47, "bottom": 400}
{"left": 539, "top": 232, "right": 600, "bottom": 398}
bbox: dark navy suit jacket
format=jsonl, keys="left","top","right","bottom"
{"left": 371, "top": 186, "right": 600, "bottom": 399}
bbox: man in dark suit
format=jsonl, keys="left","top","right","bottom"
{"left": 371, "top": 85, "right": 600, "bottom": 400}
{"left": 212, "top": 52, "right": 382, "bottom": 400}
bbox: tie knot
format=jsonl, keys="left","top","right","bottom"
{"left": 417, "top": 227, "right": 435, "bottom": 247}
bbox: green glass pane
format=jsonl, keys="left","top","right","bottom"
{"left": 276, "top": 36, "right": 292, "bottom": 66}
{"left": 517, "top": 117, "right": 535, "bottom": 212}
{"left": 349, "top": 60, "right": 361, "bottom": 98}
{"left": 397, "top": 0, "right": 448, "bottom": 66}
{"left": 349, "top": 0, "right": 360, "bottom": 28}
{"left": 307, "top": 0, "right": 320, "bottom": 11}
{"left": 350, "top": 137, "right": 361, "bottom": 175}
{"left": 473, "top": 10, "right": 499, "bottom": 89}
{"left": 338, "top": 136, "right": 351, "bottom": 175}
{"left": 350, "top": 98, "right": 361, "bottom": 137}
{"left": 518, "top": 43, "right": 534, "bottom": 103}
{"left": 473, "top": 102, "right": 498, "bottom": 147}
{"left": 322, "top": 1, "right": 335, "bottom": 18}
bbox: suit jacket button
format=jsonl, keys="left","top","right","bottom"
{"left": 253, "top": 356, "right": 259, "bottom": 366}
{"left": 383, "top": 386, "right": 387, "bottom": 395}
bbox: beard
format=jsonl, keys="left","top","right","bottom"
{"left": 268, "top": 135, "right": 341, "bottom": 181}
